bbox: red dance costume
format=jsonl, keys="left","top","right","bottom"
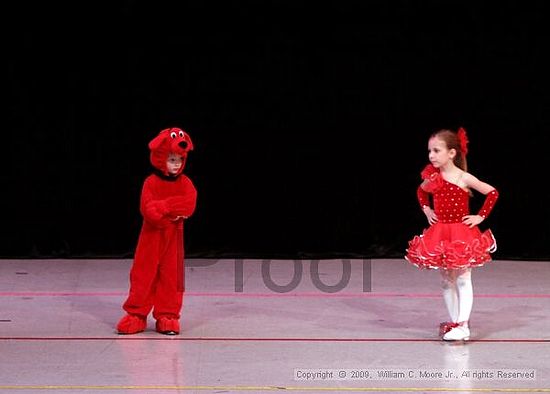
{"left": 406, "top": 164, "right": 498, "bottom": 270}
{"left": 117, "top": 128, "right": 197, "bottom": 335}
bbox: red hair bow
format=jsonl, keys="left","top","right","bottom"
{"left": 457, "top": 127, "right": 469, "bottom": 155}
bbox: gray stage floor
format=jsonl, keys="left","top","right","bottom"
{"left": 1, "top": 258, "right": 549, "bottom": 393}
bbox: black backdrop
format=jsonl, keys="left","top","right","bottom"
{"left": 5, "top": 1, "right": 550, "bottom": 260}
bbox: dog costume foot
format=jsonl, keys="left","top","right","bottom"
{"left": 117, "top": 314, "right": 146, "bottom": 335}
{"left": 156, "top": 317, "right": 180, "bottom": 335}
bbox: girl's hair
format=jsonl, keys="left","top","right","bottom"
{"left": 431, "top": 129, "right": 468, "bottom": 171}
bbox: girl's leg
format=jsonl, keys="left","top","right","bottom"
{"left": 440, "top": 269, "right": 459, "bottom": 323}
{"left": 456, "top": 268, "right": 473, "bottom": 325}
{"left": 443, "top": 268, "right": 472, "bottom": 341}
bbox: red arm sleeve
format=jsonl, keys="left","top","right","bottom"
{"left": 417, "top": 164, "right": 434, "bottom": 208}
{"left": 417, "top": 185, "right": 430, "bottom": 209}
{"left": 478, "top": 188, "right": 499, "bottom": 219}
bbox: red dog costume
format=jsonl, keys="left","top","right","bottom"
{"left": 117, "top": 127, "right": 197, "bottom": 335}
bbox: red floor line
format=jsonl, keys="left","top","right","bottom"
{"left": 1, "top": 336, "right": 548, "bottom": 343}
{"left": 1, "top": 291, "right": 550, "bottom": 298}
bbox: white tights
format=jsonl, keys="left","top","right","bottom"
{"left": 440, "top": 268, "right": 473, "bottom": 324}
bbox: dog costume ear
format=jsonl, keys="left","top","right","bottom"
{"left": 148, "top": 128, "right": 172, "bottom": 174}
{"left": 148, "top": 128, "right": 172, "bottom": 151}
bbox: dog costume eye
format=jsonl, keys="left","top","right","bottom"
{"left": 179, "top": 131, "right": 185, "bottom": 138}
{"left": 170, "top": 131, "right": 177, "bottom": 139}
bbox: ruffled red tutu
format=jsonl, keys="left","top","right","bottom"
{"left": 405, "top": 223, "right": 497, "bottom": 270}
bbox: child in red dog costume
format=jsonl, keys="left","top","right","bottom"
{"left": 117, "top": 127, "right": 197, "bottom": 335}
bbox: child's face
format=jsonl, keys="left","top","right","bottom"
{"left": 166, "top": 153, "right": 183, "bottom": 175}
{"left": 428, "top": 136, "right": 456, "bottom": 168}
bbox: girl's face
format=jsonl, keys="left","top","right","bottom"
{"left": 428, "top": 136, "right": 456, "bottom": 168}
{"left": 166, "top": 153, "right": 183, "bottom": 175}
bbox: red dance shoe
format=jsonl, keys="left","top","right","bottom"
{"left": 443, "top": 321, "right": 471, "bottom": 341}
{"left": 439, "top": 321, "right": 458, "bottom": 337}
{"left": 439, "top": 321, "right": 471, "bottom": 338}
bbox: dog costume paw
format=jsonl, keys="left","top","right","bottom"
{"left": 117, "top": 314, "right": 146, "bottom": 335}
{"left": 156, "top": 317, "right": 180, "bottom": 335}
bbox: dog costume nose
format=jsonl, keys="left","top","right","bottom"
{"left": 178, "top": 141, "right": 188, "bottom": 149}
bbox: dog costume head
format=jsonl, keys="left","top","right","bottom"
{"left": 149, "top": 127, "right": 194, "bottom": 177}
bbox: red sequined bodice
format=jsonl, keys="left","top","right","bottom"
{"left": 432, "top": 180, "right": 470, "bottom": 223}
{"left": 408, "top": 165, "right": 499, "bottom": 270}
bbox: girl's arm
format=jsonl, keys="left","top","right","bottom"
{"left": 417, "top": 164, "right": 440, "bottom": 224}
{"left": 417, "top": 185, "right": 438, "bottom": 225}
{"left": 461, "top": 173, "right": 499, "bottom": 227}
